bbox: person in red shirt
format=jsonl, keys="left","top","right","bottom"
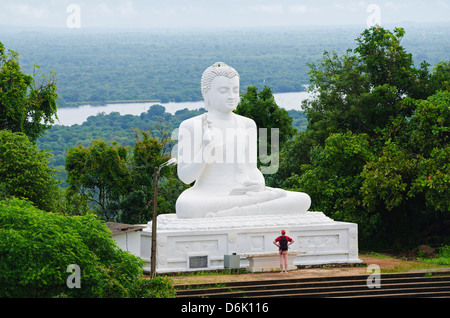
{"left": 273, "top": 230, "right": 294, "bottom": 273}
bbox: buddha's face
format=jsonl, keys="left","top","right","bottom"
{"left": 205, "top": 76, "right": 240, "bottom": 113}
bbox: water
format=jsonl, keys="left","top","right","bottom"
{"left": 55, "top": 91, "right": 313, "bottom": 126}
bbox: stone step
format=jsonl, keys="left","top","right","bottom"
{"left": 175, "top": 270, "right": 450, "bottom": 298}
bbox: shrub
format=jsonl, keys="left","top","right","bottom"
{"left": 0, "top": 198, "right": 175, "bottom": 298}
{"left": 0, "top": 130, "right": 60, "bottom": 212}
{"left": 423, "top": 245, "right": 450, "bottom": 266}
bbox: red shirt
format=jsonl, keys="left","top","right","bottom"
{"left": 275, "top": 235, "right": 292, "bottom": 250}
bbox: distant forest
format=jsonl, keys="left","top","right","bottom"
{"left": 1, "top": 23, "right": 450, "bottom": 107}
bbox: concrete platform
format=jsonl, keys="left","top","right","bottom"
{"left": 140, "top": 211, "right": 362, "bottom": 273}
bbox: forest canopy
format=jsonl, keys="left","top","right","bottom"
{"left": 1, "top": 24, "right": 449, "bottom": 107}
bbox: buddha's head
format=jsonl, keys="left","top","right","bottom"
{"left": 201, "top": 62, "right": 240, "bottom": 112}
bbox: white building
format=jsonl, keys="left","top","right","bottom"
{"left": 106, "top": 222, "right": 145, "bottom": 257}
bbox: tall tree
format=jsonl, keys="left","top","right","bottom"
{"left": 302, "top": 27, "right": 450, "bottom": 144}
{"left": 236, "top": 86, "right": 295, "bottom": 146}
{"left": 0, "top": 42, "right": 58, "bottom": 142}
{"left": 65, "top": 140, "right": 131, "bottom": 220}
{"left": 0, "top": 130, "right": 60, "bottom": 212}
{"left": 236, "top": 86, "right": 295, "bottom": 175}
{"left": 277, "top": 26, "right": 449, "bottom": 248}
{"left": 120, "top": 130, "right": 166, "bottom": 224}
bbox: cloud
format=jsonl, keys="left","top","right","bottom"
{"left": 332, "top": 1, "right": 367, "bottom": 13}
{"left": 383, "top": 1, "right": 406, "bottom": 11}
{"left": 94, "top": 1, "right": 136, "bottom": 17}
{"left": 96, "top": 3, "right": 114, "bottom": 16}
{"left": 289, "top": 5, "right": 308, "bottom": 14}
{"left": 118, "top": 1, "right": 137, "bottom": 16}
{"left": 437, "top": 0, "right": 450, "bottom": 8}
{"left": 0, "top": 0, "right": 449, "bottom": 29}
{"left": 4, "top": 3, "right": 51, "bottom": 20}
{"left": 243, "top": 4, "right": 285, "bottom": 15}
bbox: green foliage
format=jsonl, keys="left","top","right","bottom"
{"left": 0, "top": 130, "right": 60, "bottom": 212}
{"left": 64, "top": 128, "right": 187, "bottom": 223}
{"left": 362, "top": 141, "right": 418, "bottom": 212}
{"left": 360, "top": 90, "right": 449, "bottom": 245}
{"left": 236, "top": 86, "right": 296, "bottom": 145}
{"left": 0, "top": 28, "right": 352, "bottom": 107}
{"left": 424, "top": 245, "right": 450, "bottom": 266}
{"left": 0, "top": 198, "right": 175, "bottom": 298}
{"left": 0, "top": 42, "right": 58, "bottom": 142}
{"left": 236, "top": 86, "right": 296, "bottom": 177}
{"left": 66, "top": 140, "right": 131, "bottom": 220}
{"left": 279, "top": 26, "right": 449, "bottom": 249}
{"left": 303, "top": 50, "right": 372, "bottom": 141}
{"left": 304, "top": 27, "right": 431, "bottom": 143}
{"left": 285, "top": 132, "right": 378, "bottom": 239}
{"left": 120, "top": 129, "right": 174, "bottom": 224}
{"left": 407, "top": 89, "right": 450, "bottom": 154}
{"left": 355, "top": 27, "right": 423, "bottom": 98}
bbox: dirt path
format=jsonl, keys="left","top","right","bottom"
{"left": 169, "top": 254, "right": 448, "bottom": 286}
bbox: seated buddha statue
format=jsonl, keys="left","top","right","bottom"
{"left": 175, "top": 62, "right": 311, "bottom": 218}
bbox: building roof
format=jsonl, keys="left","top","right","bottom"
{"left": 106, "top": 222, "right": 146, "bottom": 235}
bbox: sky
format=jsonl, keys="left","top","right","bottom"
{"left": 0, "top": 0, "right": 449, "bottom": 29}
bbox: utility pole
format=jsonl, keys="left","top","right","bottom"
{"left": 150, "top": 158, "right": 177, "bottom": 278}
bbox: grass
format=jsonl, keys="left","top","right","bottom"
{"left": 362, "top": 245, "right": 450, "bottom": 274}
{"left": 380, "top": 261, "right": 448, "bottom": 273}
{"left": 420, "top": 245, "right": 450, "bottom": 266}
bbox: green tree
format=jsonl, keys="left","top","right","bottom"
{"left": 354, "top": 27, "right": 429, "bottom": 99}
{"left": 65, "top": 140, "right": 131, "bottom": 220}
{"left": 120, "top": 130, "right": 166, "bottom": 224}
{"left": 271, "top": 130, "right": 317, "bottom": 187}
{"left": 236, "top": 86, "right": 295, "bottom": 176}
{"left": 0, "top": 198, "right": 175, "bottom": 298}
{"left": 236, "top": 86, "right": 295, "bottom": 146}
{"left": 408, "top": 90, "right": 449, "bottom": 214}
{"left": 285, "top": 132, "right": 378, "bottom": 242}
{"left": 121, "top": 129, "right": 186, "bottom": 224}
{"left": 302, "top": 27, "right": 443, "bottom": 144}
{"left": 65, "top": 130, "right": 185, "bottom": 223}
{"left": 0, "top": 42, "right": 58, "bottom": 142}
{"left": 360, "top": 90, "right": 449, "bottom": 246}
{"left": 303, "top": 50, "right": 371, "bottom": 142}
{"left": 276, "top": 26, "right": 449, "bottom": 249}
{"left": 0, "top": 130, "right": 60, "bottom": 212}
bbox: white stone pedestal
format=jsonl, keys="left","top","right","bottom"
{"left": 140, "top": 212, "right": 362, "bottom": 274}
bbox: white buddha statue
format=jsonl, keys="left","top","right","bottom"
{"left": 175, "top": 62, "right": 311, "bottom": 218}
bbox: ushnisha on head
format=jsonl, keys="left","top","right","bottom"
{"left": 201, "top": 62, "right": 240, "bottom": 100}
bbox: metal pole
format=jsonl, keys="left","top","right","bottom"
{"left": 149, "top": 158, "right": 177, "bottom": 278}
{"left": 150, "top": 165, "right": 160, "bottom": 278}
{"left": 150, "top": 158, "right": 177, "bottom": 278}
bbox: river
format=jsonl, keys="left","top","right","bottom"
{"left": 55, "top": 91, "right": 313, "bottom": 126}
